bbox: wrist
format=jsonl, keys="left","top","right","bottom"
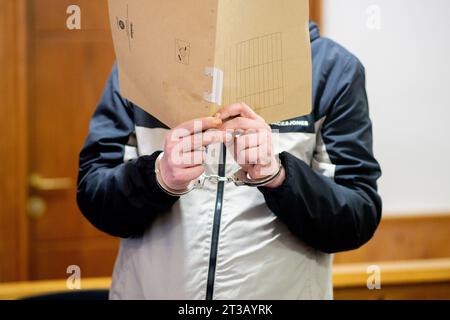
{"left": 248, "top": 156, "right": 280, "bottom": 180}
{"left": 234, "top": 156, "right": 283, "bottom": 188}
{"left": 263, "top": 166, "right": 286, "bottom": 189}
{"left": 155, "top": 153, "right": 195, "bottom": 196}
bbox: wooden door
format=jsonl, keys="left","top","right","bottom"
{"left": 0, "top": 0, "right": 28, "bottom": 282}
{"left": 27, "top": 0, "right": 118, "bottom": 280}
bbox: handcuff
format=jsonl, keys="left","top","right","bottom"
{"left": 154, "top": 152, "right": 283, "bottom": 197}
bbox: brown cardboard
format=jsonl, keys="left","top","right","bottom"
{"left": 108, "top": 0, "right": 312, "bottom": 128}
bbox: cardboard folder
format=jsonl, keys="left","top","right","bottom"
{"left": 108, "top": 0, "right": 312, "bottom": 128}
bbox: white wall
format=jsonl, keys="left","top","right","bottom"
{"left": 322, "top": 0, "right": 450, "bottom": 214}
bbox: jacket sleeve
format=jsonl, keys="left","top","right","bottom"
{"left": 259, "top": 59, "right": 382, "bottom": 253}
{"left": 77, "top": 65, "right": 178, "bottom": 238}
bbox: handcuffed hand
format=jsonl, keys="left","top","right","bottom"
{"left": 215, "top": 103, "right": 286, "bottom": 188}
{"left": 160, "top": 117, "right": 229, "bottom": 191}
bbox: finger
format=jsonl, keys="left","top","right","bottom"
{"left": 236, "top": 146, "right": 272, "bottom": 166}
{"left": 220, "top": 117, "right": 267, "bottom": 132}
{"left": 237, "top": 146, "right": 259, "bottom": 165}
{"left": 173, "top": 117, "right": 223, "bottom": 139}
{"left": 179, "top": 130, "right": 228, "bottom": 152}
{"left": 181, "top": 165, "right": 206, "bottom": 182}
{"left": 234, "top": 132, "right": 268, "bottom": 153}
{"left": 214, "top": 103, "right": 261, "bottom": 121}
{"left": 179, "top": 151, "right": 207, "bottom": 167}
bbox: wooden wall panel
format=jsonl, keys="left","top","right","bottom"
{"left": 335, "top": 282, "right": 450, "bottom": 300}
{"left": 32, "top": 238, "right": 118, "bottom": 280}
{"left": 335, "top": 214, "right": 450, "bottom": 264}
{"left": 0, "top": 0, "right": 29, "bottom": 282}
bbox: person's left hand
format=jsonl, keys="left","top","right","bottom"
{"left": 215, "top": 103, "right": 285, "bottom": 188}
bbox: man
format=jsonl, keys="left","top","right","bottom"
{"left": 77, "top": 22, "right": 382, "bottom": 299}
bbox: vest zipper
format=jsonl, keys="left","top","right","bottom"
{"left": 205, "top": 143, "right": 226, "bottom": 300}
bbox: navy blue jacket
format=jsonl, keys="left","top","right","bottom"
{"left": 77, "top": 22, "right": 382, "bottom": 253}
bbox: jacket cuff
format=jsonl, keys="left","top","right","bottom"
{"left": 135, "top": 151, "right": 180, "bottom": 203}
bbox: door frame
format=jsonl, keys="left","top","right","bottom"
{"left": 310, "top": 0, "right": 322, "bottom": 28}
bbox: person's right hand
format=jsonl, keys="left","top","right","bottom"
{"left": 159, "top": 117, "right": 228, "bottom": 191}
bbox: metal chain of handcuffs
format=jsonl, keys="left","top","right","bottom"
{"left": 154, "top": 131, "right": 283, "bottom": 197}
